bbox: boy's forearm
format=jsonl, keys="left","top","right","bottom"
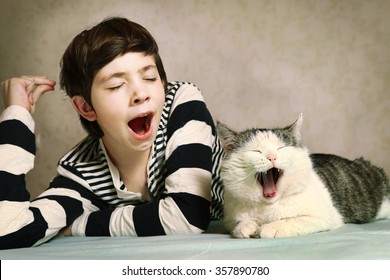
{"left": 70, "top": 193, "right": 210, "bottom": 237}
{"left": 0, "top": 106, "right": 36, "bottom": 245}
{"left": 0, "top": 105, "right": 36, "bottom": 196}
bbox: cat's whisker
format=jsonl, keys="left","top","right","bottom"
{"left": 251, "top": 175, "right": 259, "bottom": 189}
{"left": 245, "top": 168, "right": 258, "bottom": 178}
{"left": 226, "top": 167, "right": 258, "bottom": 184}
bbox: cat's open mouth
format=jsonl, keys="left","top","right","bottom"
{"left": 256, "top": 168, "right": 282, "bottom": 198}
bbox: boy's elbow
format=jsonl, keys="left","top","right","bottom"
{"left": 161, "top": 193, "right": 211, "bottom": 235}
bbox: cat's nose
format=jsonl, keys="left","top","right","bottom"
{"left": 267, "top": 153, "right": 277, "bottom": 165}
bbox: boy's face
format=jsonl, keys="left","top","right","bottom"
{"left": 90, "top": 52, "right": 165, "bottom": 154}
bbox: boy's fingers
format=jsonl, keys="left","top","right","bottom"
{"left": 19, "top": 76, "right": 56, "bottom": 103}
{"left": 1, "top": 76, "right": 56, "bottom": 113}
{"left": 21, "top": 76, "right": 56, "bottom": 89}
{"left": 29, "top": 83, "right": 56, "bottom": 105}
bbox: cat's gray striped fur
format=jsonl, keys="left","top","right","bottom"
{"left": 217, "top": 114, "right": 390, "bottom": 238}
{"left": 311, "top": 154, "right": 390, "bottom": 223}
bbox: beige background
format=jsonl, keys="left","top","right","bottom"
{"left": 0, "top": 0, "right": 389, "bottom": 198}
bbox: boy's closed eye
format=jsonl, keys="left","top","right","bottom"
{"left": 143, "top": 76, "right": 157, "bottom": 82}
{"left": 107, "top": 83, "right": 125, "bottom": 91}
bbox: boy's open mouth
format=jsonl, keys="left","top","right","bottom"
{"left": 256, "top": 168, "right": 282, "bottom": 198}
{"left": 128, "top": 113, "right": 153, "bottom": 136}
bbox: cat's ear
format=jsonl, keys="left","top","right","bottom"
{"left": 216, "top": 121, "right": 237, "bottom": 152}
{"left": 286, "top": 113, "right": 303, "bottom": 141}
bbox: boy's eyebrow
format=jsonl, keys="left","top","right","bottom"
{"left": 96, "top": 65, "right": 158, "bottom": 85}
{"left": 140, "top": 65, "right": 158, "bottom": 73}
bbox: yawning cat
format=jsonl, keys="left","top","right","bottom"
{"left": 217, "top": 114, "right": 390, "bottom": 238}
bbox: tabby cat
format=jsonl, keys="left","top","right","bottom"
{"left": 217, "top": 114, "right": 390, "bottom": 238}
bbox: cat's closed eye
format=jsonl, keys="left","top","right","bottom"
{"left": 277, "top": 146, "right": 290, "bottom": 150}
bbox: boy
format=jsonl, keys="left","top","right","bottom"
{"left": 0, "top": 17, "right": 224, "bottom": 249}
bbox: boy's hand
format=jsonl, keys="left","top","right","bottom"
{"left": 1, "top": 76, "right": 56, "bottom": 113}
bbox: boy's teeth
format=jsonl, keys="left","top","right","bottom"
{"left": 145, "top": 115, "right": 150, "bottom": 129}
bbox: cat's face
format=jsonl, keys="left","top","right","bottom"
{"left": 217, "top": 114, "right": 311, "bottom": 203}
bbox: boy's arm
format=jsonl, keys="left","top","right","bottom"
{"left": 0, "top": 106, "right": 55, "bottom": 248}
{"left": 0, "top": 106, "right": 100, "bottom": 249}
{"left": 0, "top": 106, "right": 36, "bottom": 239}
{"left": 0, "top": 78, "right": 98, "bottom": 249}
{"left": 0, "top": 75, "right": 55, "bottom": 194}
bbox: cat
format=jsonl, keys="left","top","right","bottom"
{"left": 216, "top": 114, "right": 390, "bottom": 238}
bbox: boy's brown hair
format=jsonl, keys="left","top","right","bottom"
{"left": 60, "top": 17, "right": 167, "bottom": 138}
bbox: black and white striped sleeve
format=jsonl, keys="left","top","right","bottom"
{"left": 0, "top": 106, "right": 37, "bottom": 246}
{"left": 157, "top": 83, "right": 215, "bottom": 234}
{"left": 0, "top": 106, "right": 99, "bottom": 248}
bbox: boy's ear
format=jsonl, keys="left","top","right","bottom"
{"left": 71, "top": 96, "right": 97, "bottom": 121}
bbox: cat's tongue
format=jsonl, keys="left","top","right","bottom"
{"left": 262, "top": 170, "right": 277, "bottom": 198}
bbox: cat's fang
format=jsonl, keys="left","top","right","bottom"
{"left": 255, "top": 172, "right": 264, "bottom": 186}
{"left": 256, "top": 168, "right": 282, "bottom": 186}
{"left": 272, "top": 168, "right": 281, "bottom": 184}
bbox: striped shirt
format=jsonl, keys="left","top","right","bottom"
{"left": 0, "top": 81, "right": 224, "bottom": 249}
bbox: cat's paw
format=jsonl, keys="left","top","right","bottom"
{"left": 231, "top": 221, "right": 259, "bottom": 238}
{"left": 259, "top": 221, "right": 298, "bottom": 238}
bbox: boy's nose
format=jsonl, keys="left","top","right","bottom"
{"left": 130, "top": 87, "right": 150, "bottom": 105}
